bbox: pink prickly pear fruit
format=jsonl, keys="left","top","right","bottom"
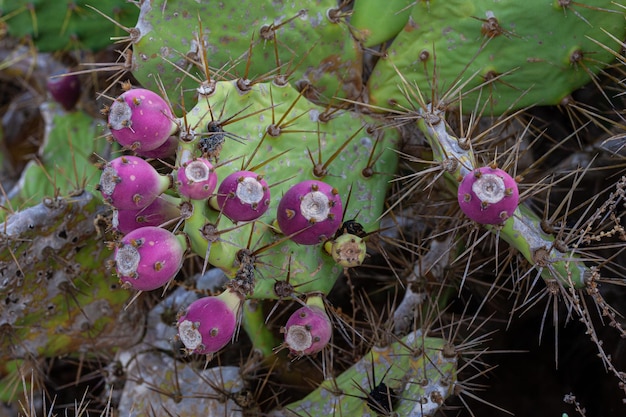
{"left": 457, "top": 166, "right": 519, "bottom": 225}
{"left": 114, "top": 226, "right": 187, "bottom": 291}
{"left": 108, "top": 88, "right": 178, "bottom": 152}
{"left": 175, "top": 158, "right": 218, "bottom": 200}
{"left": 47, "top": 71, "right": 81, "bottom": 111}
{"left": 112, "top": 196, "right": 181, "bottom": 234}
{"left": 98, "top": 155, "right": 171, "bottom": 210}
{"left": 215, "top": 171, "right": 270, "bottom": 222}
{"left": 283, "top": 296, "right": 332, "bottom": 356}
{"left": 276, "top": 180, "right": 343, "bottom": 245}
{"left": 176, "top": 289, "right": 242, "bottom": 355}
{"left": 135, "top": 135, "right": 179, "bottom": 159}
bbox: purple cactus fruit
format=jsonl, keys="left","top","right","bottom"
{"left": 98, "top": 155, "right": 171, "bottom": 210}
{"left": 108, "top": 88, "right": 178, "bottom": 152}
{"left": 114, "top": 226, "right": 187, "bottom": 291}
{"left": 175, "top": 158, "right": 218, "bottom": 200}
{"left": 47, "top": 71, "right": 81, "bottom": 111}
{"left": 215, "top": 171, "right": 270, "bottom": 222}
{"left": 176, "top": 289, "right": 242, "bottom": 355}
{"left": 457, "top": 166, "right": 519, "bottom": 225}
{"left": 283, "top": 298, "right": 332, "bottom": 356}
{"left": 276, "top": 180, "right": 343, "bottom": 245}
{"left": 135, "top": 134, "right": 179, "bottom": 159}
{"left": 112, "top": 196, "right": 181, "bottom": 234}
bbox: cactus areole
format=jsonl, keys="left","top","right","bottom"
{"left": 457, "top": 166, "right": 519, "bottom": 225}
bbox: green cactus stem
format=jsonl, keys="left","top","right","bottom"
{"left": 0, "top": 192, "right": 142, "bottom": 370}
{"left": 350, "top": 0, "right": 414, "bottom": 47}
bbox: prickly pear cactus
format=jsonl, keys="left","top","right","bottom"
{"left": 0, "top": 0, "right": 139, "bottom": 51}
{"left": 3, "top": 0, "right": 625, "bottom": 414}
{"left": 367, "top": 0, "right": 626, "bottom": 114}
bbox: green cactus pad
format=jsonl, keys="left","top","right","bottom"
{"left": 180, "top": 80, "right": 399, "bottom": 299}
{"left": 131, "top": 0, "right": 362, "bottom": 111}
{"left": 0, "top": 0, "right": 139, "bottom": 51}
{"left": 367, "top": 0, "right": 625, "bottom": 115}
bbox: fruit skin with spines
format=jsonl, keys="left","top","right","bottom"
{"left": 176, "top": 288, "right": 243, "bottom": 355}
{"left": 276, "top": 180, "right": 343, "bottom": 245}
{"left": 215, "top": 170, "right": 271, "bottom": 222}
{"left": 107, "top": 88, "right": 178, "bottom": 152}
{"left": 98, "top": 155, "right": 171, "bottom": 211}
{"left": 282, "top": 295, "right": 332, "bottom": 356}
{"left": 115, "top": 226, "right": 188, "bottom": 291}
{"left": 457, "top": 166, "right": 519, "bottom": 225}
